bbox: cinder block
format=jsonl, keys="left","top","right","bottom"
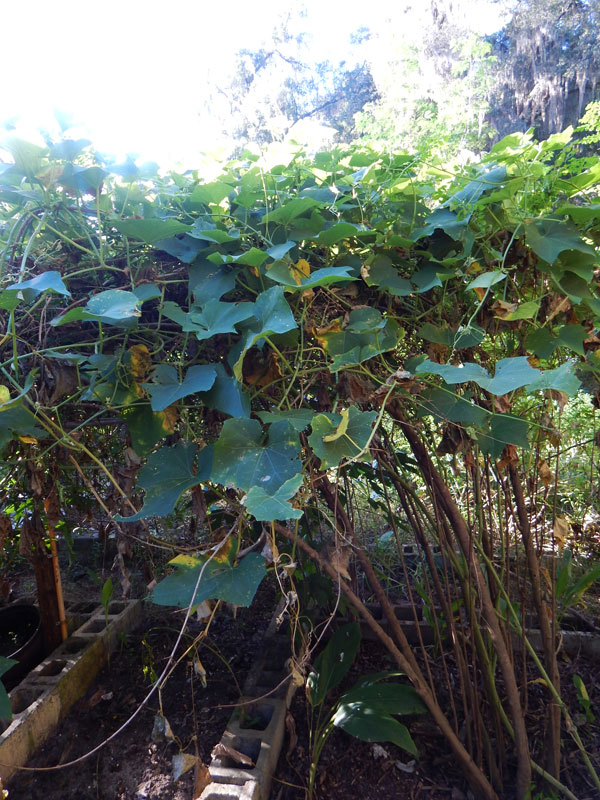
{"left": 0, "top": 687, "right": 60, "bottom": 783}
{"left": 199, "top": 780, "right": 259, "bottom": 800}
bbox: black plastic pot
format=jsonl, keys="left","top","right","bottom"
{"left": 0, "top": 604, "right": 44, "bottom": 690}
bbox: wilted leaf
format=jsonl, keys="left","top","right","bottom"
{"left": 538, "top": 460, "right": 554, "bottom": 488}
{"left": 554, "top": 516, "right": 570, "bottom": 549}
{"left": 152, "top": 712, "right": 175, "bottom": 743}
{"left": 211, "top": 742, "right": 254, "bottom": 766}
{"left": 172, "top": 752, "right": 198, "bottom": 782}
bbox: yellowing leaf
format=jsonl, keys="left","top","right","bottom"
{"left": 323, "top": 407, "right": 350, "bottom": 442}
{"left": 0, "top": 386, "right": 10, "bottom": 405}
{"left": 473, "top": 287, "right": 486, "bottom": 302}
{"left": 293, "top": 258, "right": 310, "bottom": 285}
{"left": 466, "top": 261, "right": 482, "bottom": 274}
{"left": 18, "top": 435, "right": 38, "bottom": 444}
{"left": 128, "top": 344, "right": 152, "bottom": 382}
{"left": 554, "top": 515, "right": 570, "bottom": 549}
{"left": 160, "top": 405, "right": 179, "bottom": 433}
{"left": 314, "top": 319, "right": 342, "bottom": 349}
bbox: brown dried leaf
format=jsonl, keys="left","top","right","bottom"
{"left": 285, "top": 711, "right": 298, "bottom": 757}
{"left": 547, "top": 389, "right": 568, "bottom": 411}
{"left": 160, "top": 404, "right": 179, "bottom": 433}
{"left": 538, "top": 460, "right": 554, "bottom": 488}
{"left": 554, "top": 515, "right": 570, "bottom": 550}
{"left": 193, "top": 762, "right": 211, "bottom": 799}
{"left": 172, "top": 752, "right": 198, "bottom": 782}
{"left": 493, "top": 394, "right": 511, "bottom": 413}
{"left": 497, "top": 444, "right": 519, "bottom": 472}
{"left": 473, "top": 287, "right": 487, "bottom": 302}
{"left": 0, "top": 514, "right": 12, "bottom": 550}
{"left": 491, "top": 299, "right": 518, "bottom": 319}
{"left": 211, "top": 742, "right": 254, "bottom": 767}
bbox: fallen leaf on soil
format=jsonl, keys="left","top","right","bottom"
{"left": 193, "top": 762, "right": 211, "bottom": 798}
{"left": 372, "top": 744, "right": 389, "bottom": 759}
{"left": 211, "top": 742, "right": 254, "bottom": 767}
{"left": 87, "top": 687, "right": 106, "bottom": 709}
{"left": 285, "top": 711, "right": 297, "bottom": 756}
{"left": 172, "top": 752, "right": 198, "bottom": 782}
{"left": 395, "top": 759, "right": 416, "bottom": 773}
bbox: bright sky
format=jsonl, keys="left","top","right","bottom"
{"left": 0, "top": 0, "right": 508, "bottom": 169}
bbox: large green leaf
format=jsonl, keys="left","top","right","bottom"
{"left": 115, "top": 442, "right": 213, "bottom": 521}
{"left": 152, "top": 550, "right": 266, "bottom": 608}
{"left": 316, "top": 222, "right": 361, "bottom": 246}
{"left": 415, "top": 357, "right": 538, "bottom": 395}
{"left": 162, "top": 299, "right": 255, "bottom": 341}
{"left": 262, "top": 197, "right": 321, "bottom": 224}
{"left": 52, "top": 289, "right": 142, "bottom": 327}
{"left": 233, "top": 286, "right": 297, "bottom": 379}
{"left": 308, "top": 407, "right": 377, "bottom": 469}
{"left": 417, "top": 323, "right": 485, "bottom": 349}
{"left": 113, "top": 218, "right": 192, "bottom": 243}
{"left": 257, "top": 409, "right": 315, "bottom": 431}
{"left": 188, "top": 181, "right": 233, "bottom": 206}
{"left": 6, "top": 271, "right": 70, "bottom": 298}
{"left": 318, "top": 310, "right": 402, "bottom": 372}
{"left": 332, "top": 702, "right": 418, "bottom": 756}
{"left": 0, "top": 405, "right": 45, "bottom": 450}
{"left": 525, "top": 361, "right": 580, "bottom": 395}
{"left": 212, "top": 418, "right": 301, "bottom": 493}
{"left": 120, "top": 404, "right": 172, "bottom": 456}
{"left": 266, "top": 262, "right": 356, "bottom": 291}
{"left": 307, "top": 623, "right": 361, "bottom": 707}
{"left": 340, "top": 679, "right": 428, "bottom": 717}
{"left": 143, "top": 364, "right": 217, "bottom": 411}
{"left": 244, "top": 474, "right": 304, "bottom": 521}
{"left": 524, "top": 219, "right": 595, "bottom": 265}
{"left": 201, "top": 364, "right": 250, "bottom": 418}
{"left": 476, "top": 414, "right": 530, "bottom": 459}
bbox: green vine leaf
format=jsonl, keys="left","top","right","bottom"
{"left": 244, "top": 473, "right": 304, "bottom": 521}
{"left": 152, "top": 551, "right": 266, "bottom": 609}
{"left": 112, "top": 218, "right": 192, "bottom": 243}
{"left": 162, "top": 299, "right": 255, "bottom": 341}
{"left": 212, "top": 418, "right": 301, "bottom": 493}
{"left": 6, "top": 271, "right": 70, "bottom": 298}
{"left": 266, "top": 262, "right": 357, "bottom": 291}
{"left": 143, "top": 364, "right": 217, "bottom": 412}
{"left": 308, "top": 407, "right": 377, "bottom": 469}
{"left": 524, "top": 219, "right": 595, "bottom": 264}
{"left": 115, "top": 442, "right": 213, "bottom": 521}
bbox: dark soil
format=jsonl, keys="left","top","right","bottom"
{"left": 5, "top": 579, "right": 277, "bottom": 800}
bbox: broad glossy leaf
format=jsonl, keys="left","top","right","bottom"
{"left": 189, "top": 181, "right": 233, "bottom": 206}
{"left": 86, "top": 289, "right": 142, "bottom": 323}
{"left": 233, "top": 287, "right": 297, "bottom": 380}
{"left": 332, "top": 703, "right": 418, "bottom": 756}
{"left": 415, "top": 357, "right": 539, "bottom": 395}
{"left": 244, "top": 473, "right": 304, "bottom": 521}
{"left": 417, "top": 324, "right": 484, "bottom": 349}
{"left": 115, "top": 442, "right": 212, "bottom": 521}
{"left": 133, "top": 284, "right": 161, "bottom": 303}
{"left": 267, "top": 262, "right": 356, "bottom": 291}
{"left": 308, "top": 623, "right": 361, "bottom": 707}
{"left": 316, "top": 222, "right": 361, "bottom": 246}
{"left": 340, "top": 681, "right": 427, "bottom": 717}
{"left": 526, "top": 361, "right": 580, "bottom": 395}
{"left": 212, "top": 418, "right": 301, "bottom": 493}
{"left": 361, "top": 257, "right": 412, "bottom": 296}
{"left": 525, "top": 328, "right": 555, "bottom": 360}
{"left": 418, "top": 388, "right": 488, "bottom": 426}
{"left": 524, "top": 219, "right": 595, "bottom": 264}
{"left": 411, "top": 208, "right": 468, "bottom": 241}
{"left": 309, "top": 407, "right": 376, "bottom": 469}
{"left": 466, "top": 271, "right": 506, "bottom": 291}
{"left": 189, "top": 261, "right": 238, "bottom": 301}
{"left": 0, "top": 406, "right": 45, "bottom": 450}
{"left": 267, "top": 241, "right": 296, "bottom": 260}
{"left": 263, "top": 197, "right": 320, "bottom": 224}
{"left": 143, "top": 364, "right": 217, "bottom": 411}
{"left": 154, "top": 234, "right": 206, "bottom": 263}
{"left": 318, "top": 313, "right": 401, "bottom": 372}
{"left": 6, "top": 271, "right": 70, "bottom": 298}
{"left": 113, "top": 218, "right": 192, "bottom": 243}
{"left": 120, "top": 404, "right": 174, "bottom": 456}
{"left": 202, "top": 364, "right": 250, "bottom": 418}
{"left": 152, "top": 551, "right": 266, "bottom": 608}
{"left": 257, "top": 409, "right": 315, "bottom": 431}
{"left": 476, "top": 414, "right": 530, "bottom": 459}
